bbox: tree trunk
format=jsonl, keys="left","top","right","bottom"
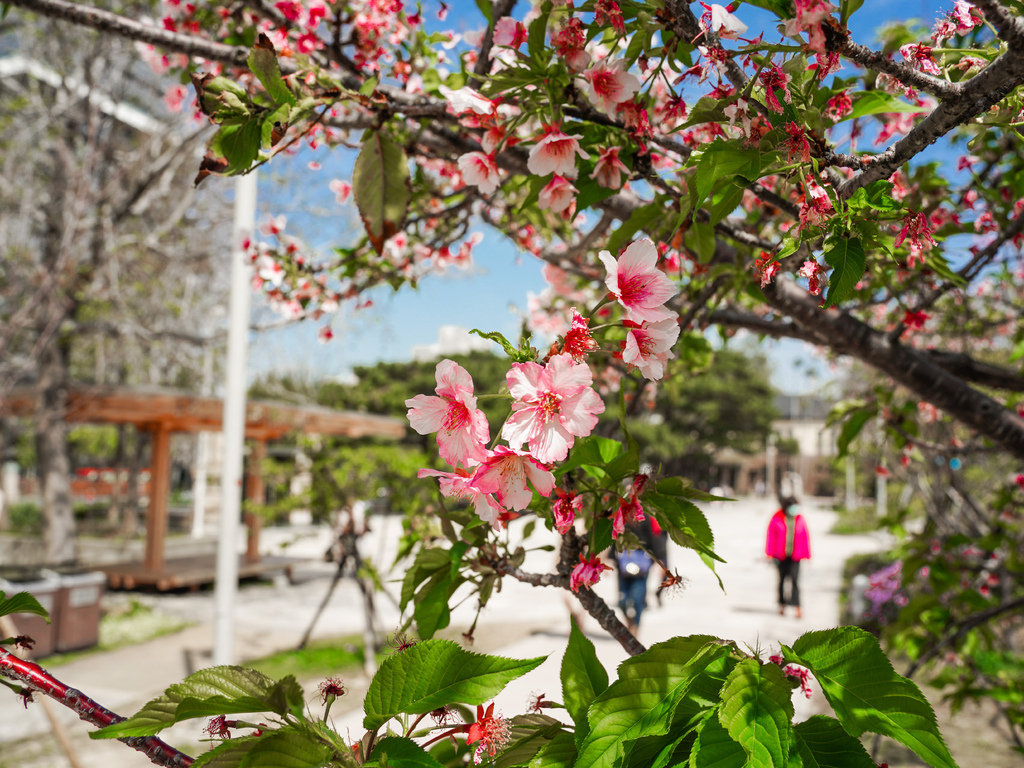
{"left": 36, "top": 336, "right": 75, "bottom": 565}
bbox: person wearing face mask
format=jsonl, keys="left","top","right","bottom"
{"left": 765, "top": 496, "right": 811, "bottom": 618}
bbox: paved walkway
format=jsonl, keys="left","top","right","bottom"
{"left": 0, "top": 498, "right": 885, "bottom": 768}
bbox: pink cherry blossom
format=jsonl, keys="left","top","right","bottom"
{"left": 527, "top": 125, "right": 589, "bottom": 177}
{"left": 583, "top": 58, "right": 641, "bottom": 115}
{"left": 418, "top": 466, "right": 504, "bottom": 529}
{"left": 538, "top": 176, "right": 578, "bottom": 214}
{"left": 594, "top": 0, "right": 626, "bottom": 34}
{"left": 900, "top": 44, "right": 941, "bottom": 76}
{"left": 798, "top": 260, "right": 828, "bottom": 296}
{"left": 439, "top": 85, "right": 495, "bottom": 116}
{"left": 329, "top": 179, "right": 352, "bottom": 204}
{"left": 758, "top": 64, "right": 792, "bottom": 113}
{"left": 599, "top": 238, "right": 678, "bottom": 323}
{"left": 493, "top": 16, "right": 527, "bottom": 48}
{"left": 611, "top": 494, "right": 645, "bottom": 538}
{"left": 552, "top": 489, "right": 583, "bottom": 534}
{"left": 782, "top": 0, "right": 837, "bottom": 53}
{"left": 753, "top": 252, "right": 780, "bottom": 288}
{"left": 406, "top": 360, "right": 490, "bottom": 467}
{"left": 563, "top": 310, "right": 599, "bottom": 361}
{"left": 895, "top": 211, "right": 936, "bottom": 251}
{"left": 703, "top": 3, "right": 748, "bottom": 39}
{"left": 590, "top": 146, "right": 630, "bottom": 189}
{"left": 826, "top": 89, "right": 852, "bottom": 121}
{"left": 570, "top": 554, "right": 611, "bottom": 592}
{"left": 502, "top": 353, "right": 605, "bottom": 463}
{"left": 472, "top": 446, "right": 555, "bottom": 511}
{"left": 620, "top": 318, "right": 680, "bottom": 381}
{"left": 458, "top": 152, "right": 501, "bottom": 195}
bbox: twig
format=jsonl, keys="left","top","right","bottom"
{"left": 0, "top": 649, "right": 194, "bottom": 767}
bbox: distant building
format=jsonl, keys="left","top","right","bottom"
{"left": 713, "top": 395, "right": 840, "bottom": 498}
{"left": 409, "top": 325, "right": 495, "bottom": 361}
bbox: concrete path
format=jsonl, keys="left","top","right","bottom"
{"left": 0, "top": 497, "right": 885, "bottom": 768}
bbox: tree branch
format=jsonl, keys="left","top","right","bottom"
{"left": 0, "top": 649, "right": 194, "bottom": 767}
{"left": 839, "top": 46, "right": 1024, "bottom": 198}
{"left": 761, "top": 277, "right": 1024, "bottom": 460}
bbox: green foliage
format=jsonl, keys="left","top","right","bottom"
{"left": 784, "top": 627, "right": 958, "bottom": 768}
{"left": 353, "top": 129, "right": 412, "bottom": 255}
{"left": 363, "top": 639, "right": 544, "bottom": 730}
{"left": 0, "top": 591, "right": 50, "bottom": 623}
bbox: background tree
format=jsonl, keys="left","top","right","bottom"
{"left": 0, "top": 11, "right": 230, "bottom": 560}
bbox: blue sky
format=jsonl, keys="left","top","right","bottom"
{"left": 243, "top": 0, "right": 960, "bottom": 395}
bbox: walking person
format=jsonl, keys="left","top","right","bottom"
{"left": 614, "top": 516, "right": 668, "bottom": 636}
{"left": 765, "top": 496, "right": 810, "bottom": 618}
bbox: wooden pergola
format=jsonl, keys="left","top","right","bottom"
{"left": 2, "top": 384, "right": 406, "bottom": 589}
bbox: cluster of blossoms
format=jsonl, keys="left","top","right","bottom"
{"left": 863, "top": 562, "right": 909, "bottom": 622}
{"left": 409, "top": 241, "right": 678, "bottom": 591}
{"left": 768, "top": 655, "right": 814, "bottom": 699}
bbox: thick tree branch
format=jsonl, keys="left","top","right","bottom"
{"left": 839, "top": 47, "right": 1024, "bottom": 197}
{"left": 761, "top": 277, "right": 1024, "bottom": 460}
{"left": 4, "top": 0, "right": 250, "bottom": 67}
{"left": 839, "top": 39, "right": 961, "bottom": 100}
{"left": 924, "top": 350, "right": 1024, "bottom": 392}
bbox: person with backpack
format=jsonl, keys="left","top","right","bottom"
{"left": 765, "top": 495, "right": 811, "bottom": 618}
{"left": 614, "top": 516, "right": 668, "bottom": 636}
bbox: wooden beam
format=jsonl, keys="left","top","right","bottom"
{"left": 144, "top": 423, "right": 172, "bottom": 572}
{"left": 244, "top": 439, "right": 266, "bottom": 564}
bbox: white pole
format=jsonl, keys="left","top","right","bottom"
{"left": 191, "top": 340, "right": 214, "bottom": 538}
{"left": 214, "top": 172, "right": 256, "bottom": 666}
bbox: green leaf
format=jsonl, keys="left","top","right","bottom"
{"left": 353, "top": 130, "right": 411, "bottom": 255}
{"left": 0, "top": 591, "right": 49, "bottom": 622}
{"left": 840, "top": 0, "right": 866, "bottom": 25}
{"left": 717, "top": 659, "right": 794, "bottom": 768}
{"left": 835, "top": 405, "right": 877, "bottom": 458}
{"left": 691, "top": 712, "right": 746, "bottom": 768}
{"left": 190, "top": 736, "right": 261, "bottom": 768}
{"left": 91, "top": 667, "right": 282, "bottom": 738}
{"left": 412, "top": 568, "right": 456, "bottom": 639}
{"left": 576, "top": 637, "right": 731, "bottom": 768}
{"left": 210, "top": 119, "right": 262, "bottom": 175}
{"left": 654, "top": 477, "right": 729, "bottom": 503}
{"left": 644, "top": 493, "right": 724, "bottom": 589}
{"left": 784, "top": 627, "right": 958, "bottom": 768}
{"left": 822, "top": 236, "right": 865, "bottom": 308}
{"left": 245, "top": 729, "right": 333, "bottom": 768}
{"left": 556, "top": 435, "right": 624, "bottom": 478}
{"left": 248, "top": 37, "right": 296, "bottom": 107}
{"left": 475, "top": 0, "right": 494, "bottom": 24}
{"left": 561, "top": 618, "right": 609, "bottom": 736}
{"left": 789, "top": 716, "right": 876, "bottom": 768}
{"left": 369, "top": 736, "right": 447, "bottom": 768}
{"left": 687, "top": 221, "right": 716, "bottom": 263}
{"left": 691, "top": 142, "right": 761, "bottom": 213}
{"left": 497, "top": 714, "right": 567, "bottom": 768}
{"left": 363, "top": 639, "right": 545, "bottom": 730}
{"left": 844, "top": 91, "right": 924, "bottom": 121}
{"left": 606, "top": 201, "right": 667, "bottom": 256}
{"left": 709, "top": 183, "right": 745, "bottom": 225}
{"left": 528, "top": 2, "right": 552, "bottom": 62}
{"left": 530, "top": 731, "right": 577, "bottom": 768}
{"left": 846, "top": 181, "right": 901, "bottom": 213}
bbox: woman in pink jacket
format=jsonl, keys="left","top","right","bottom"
{"left": 765, "top": 496, "right": 811, "bottom": 618}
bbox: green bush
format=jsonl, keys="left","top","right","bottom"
{"left": 6, "top": 502, "right": 42, "bottom": 534}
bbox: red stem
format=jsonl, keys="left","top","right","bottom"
{"left": 0, "top": 648, "right": 194, "bottom": 767}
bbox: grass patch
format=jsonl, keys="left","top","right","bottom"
{"left": 245, "top": 634, "right": 366, "bottom": 681}
{"left": 830, "top": 504, "right": 879, "bottom": 535}
{"left": 45, "top": 600, "right": 190, "bottom": 666}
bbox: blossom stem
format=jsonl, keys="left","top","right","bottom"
{"left": 406, "top": 711, "right": 430, "bottom": 737}
{"left": 422, "top": 726, "right": 466, "bottom": 749}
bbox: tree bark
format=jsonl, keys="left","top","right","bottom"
{"left": 36, "top": 332, "right": 76, "bottom": 565}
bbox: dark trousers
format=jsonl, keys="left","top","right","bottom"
{"left": 776, "top": 558, "right": 801, "bottom": 607}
